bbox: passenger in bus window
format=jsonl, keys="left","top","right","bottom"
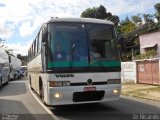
{"left": 54, "top": 43, "right": 66, "bottom": 61}
{"left": 90, "top": 46, "right": 101, "bottom": 60}
{"left": 71, "top": 43, "right": 80, "bottom": 61}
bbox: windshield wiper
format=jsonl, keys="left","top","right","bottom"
{"left": 69, "top": 39, "right": 76, "bottom": 68}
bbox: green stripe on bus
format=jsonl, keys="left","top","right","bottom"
{"left": 48, "top": 61, "right": 120, "bottom": 68}
{"left": 48, "top": 61, "right": 88, "bottom": 68}
{"left": 90, "top": 61, "right": 121, "bottom": 67}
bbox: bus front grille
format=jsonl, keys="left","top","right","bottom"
{"left": 73, "top": 91, "right": 105, "bottom": 102}
{"left": 70, "top": 82, "right": 107, "bottom": 86}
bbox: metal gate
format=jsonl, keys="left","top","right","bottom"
{"left": 137, "top": 60, "right": 160, "bottom": 85}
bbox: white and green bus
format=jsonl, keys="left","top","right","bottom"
{"left": 27, "top": 18, "right": 121, "bottom": 105}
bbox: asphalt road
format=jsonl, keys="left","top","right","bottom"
{"left": 51, "top": 96, "right": 160, "bottom": 120}
{"left": 0, "top": 79, "right": 54, "bottom": 120}
{"left": 0, "top": 79, "right": 160, "bottom": 120}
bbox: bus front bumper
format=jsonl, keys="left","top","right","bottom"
{"left": 46, "top": 84, "right": 121, "bottom": 106}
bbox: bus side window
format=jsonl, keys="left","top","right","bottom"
{"left": 38, "top": 30, "right": 42, "bottom": 53}
{"left": 37, "top": 33, "right": 40, "bottom": 53}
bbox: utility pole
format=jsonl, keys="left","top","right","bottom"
{"left": 132, "top": 48, "right": 134, "bottom": 61}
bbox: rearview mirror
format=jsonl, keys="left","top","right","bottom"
{"left": 42, "top": 24, "right": 48, "bottom": 42}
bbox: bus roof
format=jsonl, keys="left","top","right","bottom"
{"left": 47, "top": 17, "right": 114, "bottom": 25}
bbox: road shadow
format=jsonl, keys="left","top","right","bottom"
{"left": 10, "top": 77, "right": 28, "bottom": 81}
{"left": 119, "top": 97, "right": 160, "bottom": 113}
{"left": 50, "top": 97, "right": 160, "bottom": 120}
{"left": 0, "top": 99, "right": 32, "bottom": 114}
{"left": 50, "top": 102, "right": 129, "bottom": 120}
{"left": 0, "top": 99, "right": 35, "bottom": 119}
{"left": 51, "top": 102, "right": 116, "bottom": 114}
{"left": 0, "top": 82, "right": 27, "bottom": 97}
{"left": 0, "top": 99, "right": 53, "bottom": 120}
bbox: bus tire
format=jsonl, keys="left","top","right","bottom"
{"left": 6, "top": 75, "right": 9, "bottom": 85}
{"left": 29, "top": 76, "right": 33, "bottom": 90}
{"left": 0, "top": 77, "right": 2, "bottom": 88}
{"left": 39, "top": 80, "right": 48, "bottom": 105}
{"left": 39, "top": 79, "right": 44, "bottom": 102}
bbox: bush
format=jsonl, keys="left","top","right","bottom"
{"left": 135, "top": 50, "right": 158, "bottom": 60}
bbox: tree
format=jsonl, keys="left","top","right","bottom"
{"left": 131, "top": 14, "right": 142, "bottom": 26}
{"left": 81, "top": 5, "right": 108, "bottom": 19}
{"left": 143, "top": 14, "right": 154, "bottom": 24}
{"left": 81, "top": 8, "right": 97, "bottom": 18}
{"left": 96, "top": 5, "right": 107, "bottom": 19}
{"left": 81, "top": 5, "right": 120, "bottom": 26}
{"left": 118, "top": 17, "right": 140, "bottom": 61}
{"left": 110, "top": 15, "right": 120, "bottom": 26}
{"left": 154, "top": 3, "right": 160, "bottom": 21}
{"left": 17, "top": 54, "right": 22, "bottom": 60}
{"left": 17, "top": 54, "right": 28, "bottom": 65}
{"left": 119, "top": 17, "right": 136, "bottom": 36}
{"left": 155, "top": 3, "right": 160, "bottom": 12}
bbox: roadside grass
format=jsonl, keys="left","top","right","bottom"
{"left": 146, "top": 86, "right": 160, "bottom": 91}
{"left": 122, "top": 86, "right": 160, "bottom": 101}
{"left": 122, "top": 82, "right": 136, "bottom": 85}
{"left": 123, "top": 89, "right": 146, "bottom": 97}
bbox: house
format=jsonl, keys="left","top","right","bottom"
{"left": 139, "top": 31, "right": 160, "bottom": 57}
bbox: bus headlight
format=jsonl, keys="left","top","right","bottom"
{"left": 49, "top": 81, "right": 70, "bottom": 87}
{"left": 107, "top": 79, "right": 121, "bottom": 84}
{"left": 113, "top": 89, "right": 118, "bottom": 94}
{"left": 54, "top": 93, "right": 61, "bottom": 98}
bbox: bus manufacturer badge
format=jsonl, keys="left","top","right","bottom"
{"left": 87, "top": 79, "right": 93, "bottom": 85}
{"left": 55, "top": 74, "right": 74, "bottom": 78}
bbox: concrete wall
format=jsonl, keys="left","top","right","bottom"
{"left": 121, "top": 62, "right": 137, "bottom": 83}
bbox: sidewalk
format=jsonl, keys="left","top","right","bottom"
{"left": 121, "top": 83, "right": 160, "bottom": 102}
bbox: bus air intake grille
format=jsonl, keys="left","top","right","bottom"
{"left": 70, "top": 82, "right": 107, "bottom": 86}
{"left": 73, "top": 91, "right": 105, "bottom": 102}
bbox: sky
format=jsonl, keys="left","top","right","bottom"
{"left": 0, "top": 0, "right": 160, "bottom": 56}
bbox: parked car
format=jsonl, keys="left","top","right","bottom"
{"left": 13, "top": 69, "right": 20, "bottom": 79}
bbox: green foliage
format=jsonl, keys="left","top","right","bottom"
{"left": 109, "top": 15, "right": 120, "bottom": 26}
{"left": 138, "top": 22, "right": 160, "bottom": 35}
{"left": 17, "top": 54, "right": 22, "bottom": 60}
{"left": 81, "top": 5, "right": 120, "bottom": 26}
{"left": 154, "top": 3, "right": 160, "bottom": 21}
{"left": 155, "top": 13, "right": 160, "bottom": 22}
{"left": 135, "top": 50, "right": 158, "bottom": 60}
{"left": 143, "top": 14, "right": 155, "bottom": 24}
{"left": 154, "top": 3, "right": 160, "bottom": 13}
{"left": 131, "top": 14, "right": 142, "bottom": 24}
{"left": 121, "top": 52, "right": 132, "bottom": 61}
{"left": 134, "top": 38, "right": 139, "bottom": 45}
{"left": 81, "top": 8, "right": 97, "bottom": 18}
{"left": 81, "top": 5, "right": 107, "bottom": 19}
{"left": 119, "top": 17, "right": 136, "bottom": 36}
{"left": 96, "top": 5, "right": 108, "bottom": 19}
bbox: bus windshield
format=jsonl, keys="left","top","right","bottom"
{"left": 47, "top": 23, "right": 120, "bottom": 71}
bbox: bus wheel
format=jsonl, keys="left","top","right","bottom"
{"left": 6, "top": 75, "right": 9, "bottom": 85}
{"left": 0, "top": 77, "right": 2, "bottom": 88}
{"left": 40, "top": 81, "right": 44, "bottom": 101}
{"left": 29, "top": 76, "right": 33, "bottom": 90}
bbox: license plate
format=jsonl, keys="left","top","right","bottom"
{"left": 84, "top": 86, "right": 96, "bottom": 92}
